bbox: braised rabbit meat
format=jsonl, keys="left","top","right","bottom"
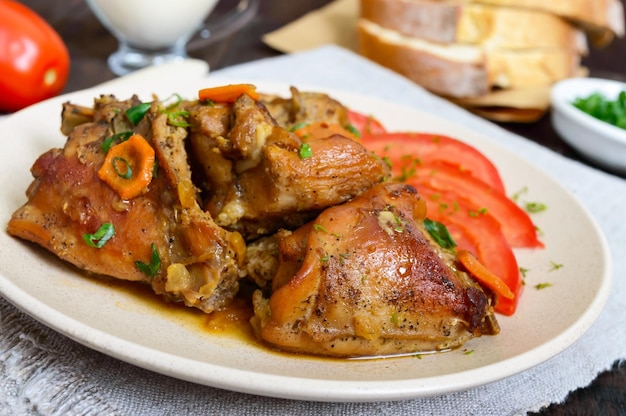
{"left": 251, "top": 182, "right": 499, "bottom": 358}
{"left": 8, "top": 85, "right": 500, "bottom": 358}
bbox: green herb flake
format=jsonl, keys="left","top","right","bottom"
{"left": 424, "top": 218, "right": 457, "bottom": 249}
{"left": 525, "top": 202, "right": 548, "bottom": 213}
{"left": 393, "top": 214, "right": 404, "bottom": 232}
{"left": 163, "top": 93, "right": 184, "bottom": 111}
{"left": 390, "top": 312, "right": 399, "bottom": 325}
{"left": 549, "top": 261, "right": 564, "bottom": 271}
{"left": 167, "top": 110, "right": 190, "bottom": 127}
{"left": 112, "top": 156, "right": 132, "bottom": 179}
{"left": 519, "top": 267, "right": 529, "bottom": 278}
{"left": 512, "top": 186, "right": 528, "bottom": 202}
{"left": 126, "top": 102, "right": 151, "bottom": 125}
{"left": 102, "top": 131, "right": 133, "bottom": 153}
{"left": 299, "top": 143, "right": 313, "bottom": 159}
{"left": 463, "top": 349, "right": 475, "bottom": 355}
{"left": 313, "top": 224, "right": 328, "bottom": 233}
{"left": 83, "top": 222, "right": 115, "bottom": 248}
{"left": 135, "top": 243, "right": 161, "bottom": 278}
{"left": 289, "top": 122, "right": 309, "bottom": 132}
{"left": 535, "top": 282, "right": 553, "bottom": 290}
{"left": 468, "top": 207, "right": 489, "bottom": 217}
{"left": 345, "top": 123, "right": 361, "bottom": 138}
{"left": 382, "top": 156, "right": 392, "bottom": 169}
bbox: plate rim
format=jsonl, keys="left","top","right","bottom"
{"left": 0, "top": 77, "right": 613, "bottom": 402}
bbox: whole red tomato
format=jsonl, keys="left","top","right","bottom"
{"left": 0, "top": 0, "right": 70, "bottom": 112}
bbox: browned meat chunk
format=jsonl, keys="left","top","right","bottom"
{"left": 189, "top": 92, "right": 390, "bottom": 240}
{"left": 251, "top": 182, "right": 499, "bottom": 358}
{"left": 260, "top": 86, "right": 350, "bottom": 129}
{"left": 8, "top": 85, "right": 501, "bottom": 360}
{"left": 8, "top": 96, "right": 246, "bottom": 313}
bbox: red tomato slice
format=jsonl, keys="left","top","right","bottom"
{"left": 418, "top": 185, "right": 521, "bottom": 315}
{"left": 347, "top": 110, "right": 387, "bottom": 135}
{"left": 361, "top": 132, "right": 506, "bottom": 193}
{"left": 407, "top": 164, "right": 543, "bottom": 249}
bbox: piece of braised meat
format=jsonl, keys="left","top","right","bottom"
{"left": 8, "top": 96, "right": 246, "bottom": 313}
{"left": 188, "top": 90, "right": 390, "bottom": 240}
{"left": 260, "top": 86, "right": 350, "bottom": 129}
{"left": 251, "top": 182, "right": 499, "bottom": 358}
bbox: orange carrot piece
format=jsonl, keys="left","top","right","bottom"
{"left": 198, "top": 84, "right": 259, "bottom": 102}
{"left": 97, "top": 133, "right": 155, "bottom": 200}
{"left": 457, "top": 249, "right": 515, "bottom": 300}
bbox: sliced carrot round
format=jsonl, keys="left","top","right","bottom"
{"left": 97, "top": 133, "right": 155, "bottom": 200}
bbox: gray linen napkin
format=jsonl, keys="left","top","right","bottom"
{"left": 1, "top": 45, "right": 625, "bottom": 415}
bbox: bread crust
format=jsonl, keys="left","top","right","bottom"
{"left": 470, "top": 0, "right": 624, "bottom": 37}
{"left": 361, "top": 0, "right": 587, "bottom": 52}
{"left": 358, "top": 19, "right": 490, "bottom": 97}
{"left": 358, "top": 19, "right": 581, "bottom": 98}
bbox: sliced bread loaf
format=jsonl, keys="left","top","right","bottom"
{"left": 360, "top": 0, "right": 588, "bottom": 52}
{"left": 358, "top": 19, "right": 582, "bottom": 98}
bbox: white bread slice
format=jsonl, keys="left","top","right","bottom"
{"left": 360, "top": 0, "right": 588, "bottom": 53}
{"left": 357, "top": 19, "right": 582, "bottom": 98}
{"left": 444, "top": 0, "right": 624, "bottom": 44}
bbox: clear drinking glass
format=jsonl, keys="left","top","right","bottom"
{"left": 85, "top": 0, "right": 258, "bottom": 76}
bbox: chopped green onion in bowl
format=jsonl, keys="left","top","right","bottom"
{"left": 572, "top": 90, "right": 626, "bottom": 130}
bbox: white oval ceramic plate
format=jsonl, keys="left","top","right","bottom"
{"left": 0, "top": 77, "right": 612, "bottom": 402}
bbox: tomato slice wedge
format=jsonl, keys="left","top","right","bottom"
{"left": 408, "top": 164, "right": 542, "bottom": 248}
{"left": 418, "top": 185, "right": 522, "bottom": 315}
{"left": 347, "top": 110, "right": 387, "bottom": 135}
{"left": 361, "top": 132, "right": 506, "bottom": 193}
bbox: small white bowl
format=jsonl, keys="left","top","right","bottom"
{"left": 551, "top": 77, "right": 626, "bottom": 175}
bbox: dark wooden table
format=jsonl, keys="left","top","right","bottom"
{"left": 17, "top": 0, "right": 626, "bottom": 414}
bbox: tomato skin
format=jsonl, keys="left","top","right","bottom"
{"left": 412, "top": 164, "right": 543, "bottom": 249}
{"left": 347, "top": 110, "right": 387, "bottom": 135}
{"left": 361, "top": 132, "right": 506, "bottom": 193}
{"left": 417, "top": 184, "right": 522, "bottom": 315}
{"left": 358, "top": 122, "right": 542, "bottom": 315}
{"left": 0, "top": 0, "right": 70, "bottom": 112}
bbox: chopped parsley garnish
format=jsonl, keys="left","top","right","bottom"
{"left": 424, "top": 218, "right": 457, "bottom": 249}
{"left": 135, "top": 243, "right": 161, "bottom": 278}
{"left": 289, "top": 122, "right": 309, "bottom": 132}
{"left": 126, "top": 102, "right": 151, "bottom": 125}
{"left": 535, "top": 282, "right": 553, "bottom": 290}
{"left": 549, "top": 261, "right": 564, "bottom": 271}
{"left": 345, "top": 123, "right": 361, "bottom": 138}
{"left": 166, "top": 110, "right": 190, "bottom": 127}
{"left": 313, "top": 224, "right": 328, "bottom": 233}
{"left": 102, "top": 131, "right": 133, "bottom": 153}
{"left": 163, "top": 93, "right": 184, "bottom": 111}
{"left": 83, "top": 222, "right": 115, "bottom": 248}
{"left": 299, "top": 143, "right": 313, "bottom": 159}
{"left": 524, "top": 202, "right": 547, "bottom": 213}
{"left": 512, "top": 186, "right": 528, "bottom": 202}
